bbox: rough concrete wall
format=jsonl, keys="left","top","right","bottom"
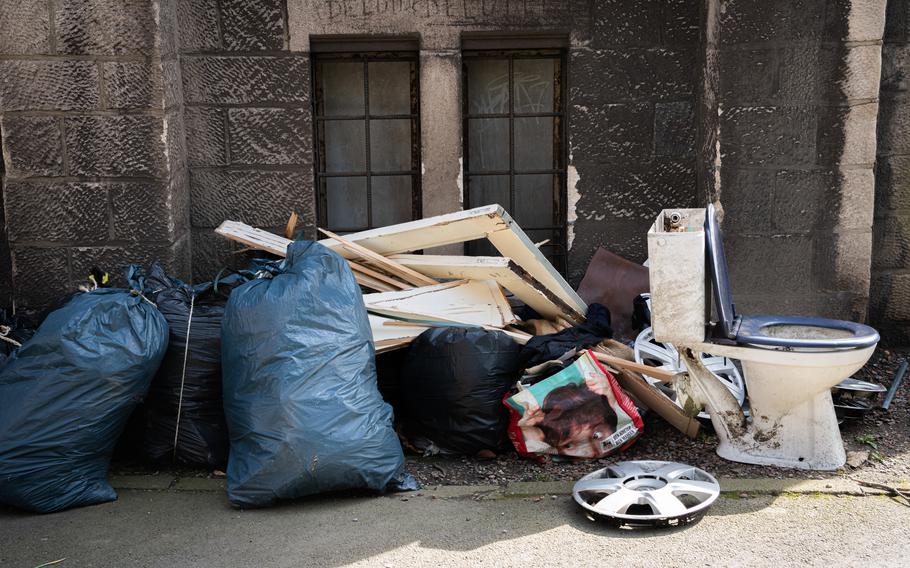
{"left": 0, "top": 169, "right": 10, "bottom": 308}
{"left": 707, "top": 0, "right": 884, "bottom": 321}
{"left": 566, "top": 1, "right": 701, "bottom": 285}
{"left": 872, "top": 0, "right": 910, "bottom": 341}
{"left": 178, "top": 0, "right": 314, "bottom": 281}
{"left": 0, "top": 0, "right": 191, "bottom": 312}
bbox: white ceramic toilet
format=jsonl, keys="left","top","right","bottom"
{"left": 648, "top": 205, "right": 879, "bottom": 470}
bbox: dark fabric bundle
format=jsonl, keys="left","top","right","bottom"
{"left": 0, "top": 277, "right": 168, "bottom": 513}
{"left": 519, "top": 303, "right": 614, "bottom": 369}
{"left": 221, "top": 241, "right": 415, "bottom": 508}
{"left": 400, "top": 327, "right": 523, "bottom": 455}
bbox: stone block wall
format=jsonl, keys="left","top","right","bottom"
{"left": 284, "top": 0, "right": 702, "bottom": 286}
{"left": 2, "top": 0, "right": 909, "bottom": 340}
{"left": 0, "top": 0, "right": 191, "bottom": 311}
{"left": 178, "top": 0, "right": 314, "bottom": 281}
{"left": 873, "top": 0, "right": 910, "bottom": 342}
{"left": 702, "top": 0, "right": 884, "bottom": 321}
{"left": 566, "top": 0, "right": 701, "bottom": 284}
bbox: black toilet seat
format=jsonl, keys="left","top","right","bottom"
{"left": 704, "top": 205, "right": 879, "bottom": 350}
{"left": 735, "top": 315, "right": 879, "bottom": 349}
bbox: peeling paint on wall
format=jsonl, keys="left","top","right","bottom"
{"left": 566, "top": 163, "right": 580, "bottom": 249}
{"left": 456, "top": 156, "right": 464, "bottom": 208}
{"left": 712, "top": 121, "right": 723, "bottom": 222}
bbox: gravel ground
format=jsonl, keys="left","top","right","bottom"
{"left": 111, "top": 348, "right": 910, "bottom": 487}
{"left": 406, "top": 347, "right": 910, "bottom": 486}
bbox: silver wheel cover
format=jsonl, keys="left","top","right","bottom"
{"left": 573, "top": 460, "right": 720, "bottom": 527}
{"left": 634, "top": 327, "right": 746, "bottom": 419}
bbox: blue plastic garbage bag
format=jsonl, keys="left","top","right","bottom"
{"left": 222, "top": 241, "right": 415, "bottom": 508}
{"left": 0, "top": 275, "right": 168, "bottom": 513}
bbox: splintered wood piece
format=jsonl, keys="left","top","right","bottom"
{"left": 388, "top": 254, "right": 583, "bottom": 323}
{"left": 353, "top": 272, "right": 397, "bottom": 292}
{"left": 284, "top": 211, "right": 299, "bottom": 239}
{"left": 318, "top": 227, "right": 439, "bottom": 288}
{"left": 216, "top": 221, "right": 291, "bottom": 256}
{"left": 364, "top": 280, "right": 516, "bottom": 329}
{"left": 348, "top": 260, "right": 412, "bottom": 290}
{"left": 590, "top": 351, "right": 678, "bottom": 382}
{"left": 614, "top": 369, "right": 700, "bottom": 439}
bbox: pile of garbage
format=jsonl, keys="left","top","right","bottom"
{"left": 0, "top": 205, "right": 707, "bottom": 514}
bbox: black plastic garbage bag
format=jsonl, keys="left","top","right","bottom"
{"left": 400, "top": 327, "right": 523, "bottom": 455}
{"left": 0, "top": 280, "right": 168, "bottom": 513}
{"left": 221, "top": 241, "right": 415, "bottom": 508}
{"left": 143, "top": 263, "right": 242, "bottom": 467}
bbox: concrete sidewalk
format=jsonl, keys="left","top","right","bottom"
{"left": 1, "top": 478, "right": 907, "bottom": 568}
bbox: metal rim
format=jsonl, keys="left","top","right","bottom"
{"left": 573, "top": 461, "right": 720, "bottom": 527}
{"left": 634, "top": 327, "right": 746, "bottom": 419}
{"left": 833, "top": 378, "right": 887, "bottom": 394}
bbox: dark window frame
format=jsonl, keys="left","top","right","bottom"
{"left": 461, "top": 48, "right": 569, "bottom": 274}
{"left": 312, "top": 51, "right": 422, "bottom": 233}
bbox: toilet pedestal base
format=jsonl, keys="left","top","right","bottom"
{"left": 712, "top": 390, "right": 846, "bottom": 471}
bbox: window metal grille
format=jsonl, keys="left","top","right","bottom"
{"left": 313, "top": 52, "right": 421, "bottom": 233}
{"left": 462, "top": 49, "right": 568, "bottom": 274}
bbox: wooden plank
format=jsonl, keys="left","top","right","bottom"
{"left": 614, "top": 369, "right": 700, "bottom": 439}
{"left": 216, "top": 221, "right": 291, "bottom": 256}
{"left": 370, "top": 314, "right": 429, "bottom": 342}
{"left": 318, "top": 228, "right": 440, "bottom": 287}
{"left": 353, "top": 271, "right": 397, "bottom": 292}
{"left": 214, "top": 222, "right": 409, "bottom": 292}
{"left": 364, "top": 280, "right": 516, "bottom": 329}
{"left": 380, "top": 317, "right": 530, "bottom": 344}
{"left": 284, "top": 211, "right": 298, "bottom": 239}
{"left": 389, "top": 254, "right": 583, "bottom": 323}
{"left": 374, "top": 337, "right": 415, "bottom": 354}
{"left": 349, "top": 260, "right": 412, "bottom": 290}
{"left": 315, "top": 205, "right": 587, "bottom": 315}
{"left": 591, "top": 351, "right": 679, "bottom": 382}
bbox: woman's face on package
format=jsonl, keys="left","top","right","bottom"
{"left": 554, "top": 419, "right": 614, "bottom": 458}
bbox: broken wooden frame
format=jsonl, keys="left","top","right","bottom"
{"left": 389, "top": 254, "right": 584, "bottom": 323}
{"left": 318, "top": 227, "right": 439, "bottom": 288}
{"left": 364, "top": 280, "right": 516, "bottom": 329}
{"left": 215, "top": 205, "right": 587, "bottom": 318}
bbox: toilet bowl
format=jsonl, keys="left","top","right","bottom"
{"left": 647, "top": 206, "right": 879, "bottom": 470}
